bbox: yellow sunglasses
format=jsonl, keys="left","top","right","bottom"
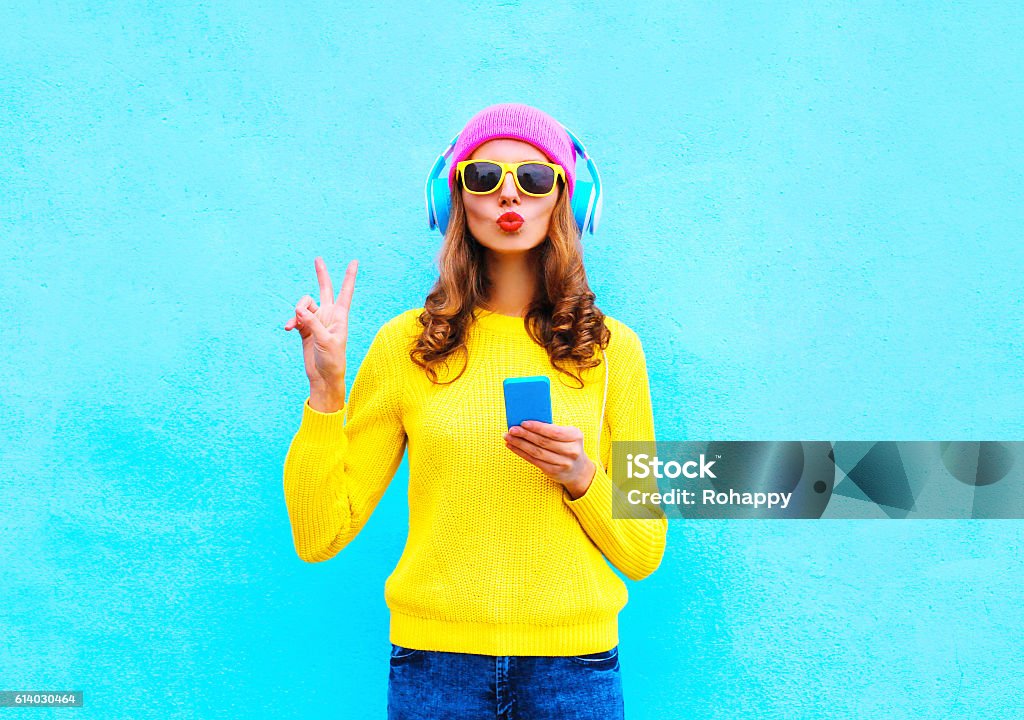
{"left": 456, "top": 159, "right": 566, "bottom": 197}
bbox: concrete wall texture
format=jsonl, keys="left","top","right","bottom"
{"left": 2, "top": 2, "right": 1022, "bottom": 718}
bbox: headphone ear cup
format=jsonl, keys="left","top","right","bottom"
{"left": 425, "top": 133, "right": 460, "bottom": 234}
{"left": 571, "top": 180, "right": 596, "bottom": 236}
{"left": 429, "top": 178, "right": 451, "bottom": 234}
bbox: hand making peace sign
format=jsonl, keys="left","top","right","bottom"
{"left": 284, "top": 257, "right": 358, "bottom": 396}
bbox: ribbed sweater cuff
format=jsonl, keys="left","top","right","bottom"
{"left": 295, "top": 396, "right": 347, "bottom": 446}
{"left": 563, "top": 460, "right": 613, "bottom": 526}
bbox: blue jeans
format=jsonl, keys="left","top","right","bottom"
{"left": 387, "top": 643, "right": 625, "bottom": 720}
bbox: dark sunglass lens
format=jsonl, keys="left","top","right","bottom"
{"left": 463, "top": 162, "right": 502, "bottom": 192}
{"left": 517, "top": 164, "right": 555, "bottom": 194}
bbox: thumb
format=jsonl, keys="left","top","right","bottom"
{"left": 296, "top": 304, "right": 330, "bottom": 342}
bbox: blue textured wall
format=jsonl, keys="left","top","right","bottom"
{"left": 2, "top": 2, "right": 1022, "bottom": 718}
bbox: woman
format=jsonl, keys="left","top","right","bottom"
{"left": 282, "top": 103, "right": 667, "bottom": 719}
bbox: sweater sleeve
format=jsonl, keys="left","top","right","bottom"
{"left": 282, "top": 323, "right": 407, "bottom": 563}
{"left": 562, "top": 333, "right": 668, "bottom": 581}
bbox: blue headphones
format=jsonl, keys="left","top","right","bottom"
{"left": 424, "top": 125, "right": 603, "bottom": 237}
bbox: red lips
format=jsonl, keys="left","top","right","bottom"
{"left": 497, "top": 212, "right": 524, "bottom": 232}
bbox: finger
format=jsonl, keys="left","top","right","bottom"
{"left": 336, "top": 259, "right": 358, "bottom": 311}
{"left": 286, "top": 297, "right": 318, "bottom": 332}
{"left": 520, "top": 420, "right": 581, "bottom": 442}
{"left": 315, "top": 257, "right": 334, "bottom": 309}
{"left": 285, "top": 309, "right": 313, "bottom": 331}
{"left": 296, "top": 296, "right": 320, "bottom": 315}
{"left": 505, "top": 440, "right": 559, "bottom": 474}
{"left": 295, "top": 301, "right": 329, "bottom": 341}
{"left": 505, "top": 434, "right": 567, "bottom": 467}
{"left": 508, "top": 424, "right": 576, "bottom": 454}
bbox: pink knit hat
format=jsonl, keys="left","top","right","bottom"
{"left": 447, "top": 103, "right": 577, "bottom": 198}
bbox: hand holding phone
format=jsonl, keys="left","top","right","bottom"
{"left": 502, "top": 376, "right": 596, "bottom": 497}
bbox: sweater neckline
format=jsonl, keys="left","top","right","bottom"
{"left": 471, "top": 304, "right": 528, "bottom": 335}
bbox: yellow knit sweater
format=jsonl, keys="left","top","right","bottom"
{"left": 282, "top": 305, "right": 667, "bottom": 656}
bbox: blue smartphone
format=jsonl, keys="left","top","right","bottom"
{"left": 503, "top": 376, "right": 552, "bottom": 429}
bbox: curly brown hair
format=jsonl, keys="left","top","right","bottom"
{"left": 411, "top": 179, "right": 610, "bottom": 389}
